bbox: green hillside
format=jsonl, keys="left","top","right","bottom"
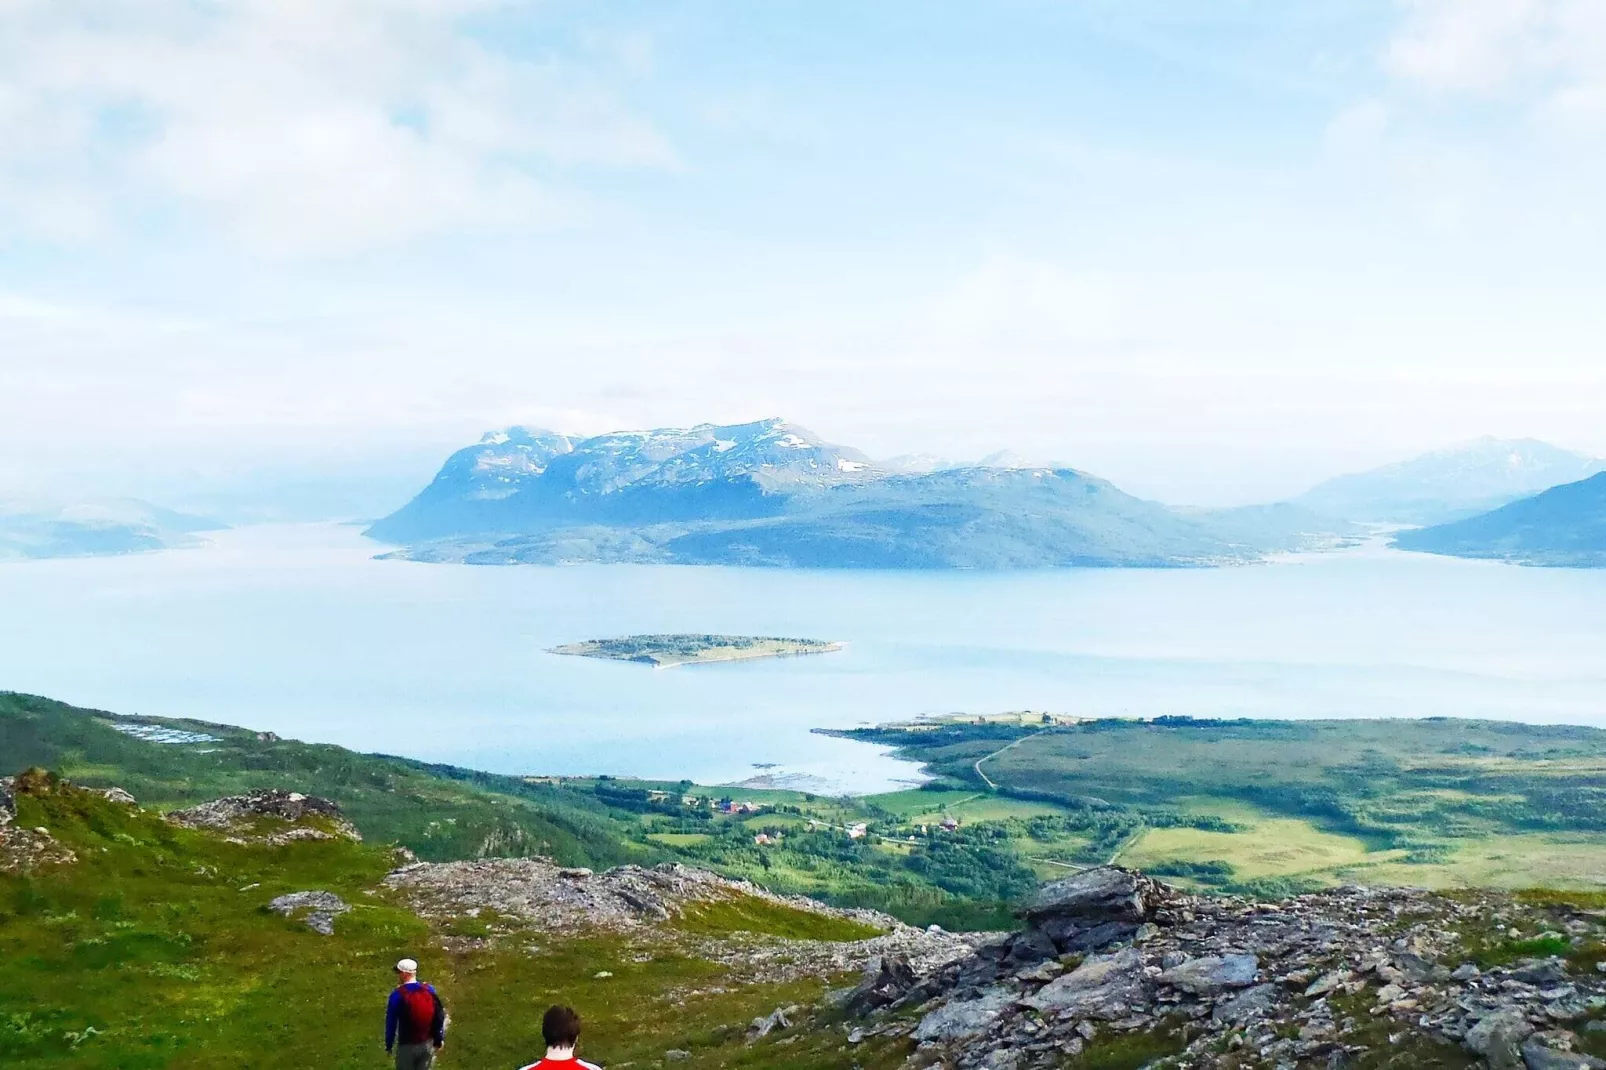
{"left": 0, "top": 772, "right": 902, "bottom": 1070}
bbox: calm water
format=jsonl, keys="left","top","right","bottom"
{"left": 1, "top": 524, "right": 1604, "bottom": 794}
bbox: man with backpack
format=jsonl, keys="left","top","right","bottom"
{"left": 386, "top": 957, "right": 446, "bottom": 1069}
{"left": 516, "top": 1005, "right": 600, "bottom": 1070}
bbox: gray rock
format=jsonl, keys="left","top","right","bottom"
{"left": 912, "top": 988, "right": 1014, "bottom": 1042}
{"left": 1305, "top": 969, "right": 1350, "bottom": 998}
{"left": 1213, "top": 983, "right": 1279, "bottom": 1025}
{"left": 1521, "top": 1039, "right": 1606, "bottom": 1070}
{"left": 1003, "top": 926, "right": 1058, "bottom": 966}
{"left": 268, "top": 890, "right": 352, "bottom": 935}
{"left": 1023, "top": 867, "right": 1164, "bottom": 923}
{"left": 1466, "top": 1009, "right": 1535, "bottom": 1070}
{"left": 843, "top": 954, "right": 917, "bottom": 1016}
{"left": 1160, "top": 953, "right": 1259, "bottom": 995}
{"left": 747, "top": 1007, "right": 791, "bottom": 1039}
{"left": 1040, "top": 917, "right": 1141, "bottom": 954}
{"left": 1020, "top": 948, "right": 1145, "bottom": 1019}
{"left": 0, "top": 777, "right": 13, "bottom": 827}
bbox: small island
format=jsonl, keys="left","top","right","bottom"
{"left": 550, "top": 633, "right": 843, "bottom": 668}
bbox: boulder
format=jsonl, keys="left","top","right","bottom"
{"left": 1019, "top": 948, "right": 1146, "bottom": 1020}
{"left": 0, "top": 776, "right": 13, "bottom": 827}
{"left": 747, "top": 1007, "right": 791, "bottom": 1040}
{"left": 1521, "top": 1040, "right": 1606, "bottom": 1070}
{"left": 912, "top": 988, "right": 1014, "bottom": 1042}
{"left": 1002, "top": 926, "right": 1058, "bottom": 968}
{"left": 268, "top": 890, "right": 352, "bottom": 936}
{"left": 1159, "top": 954, "right": 1259, "bottom": 995}
{"left": 842, "top": 954, "right": 917, "bottom": 1016}
{"left": 1466, "top": 1008, "right": 1535, "bottom": 1070}
{"left": 1022, "top": 867, "right": 1164, "bottom": 923}
{"left": 1212, "top": 983, "right": 1278, "bottom": 1026}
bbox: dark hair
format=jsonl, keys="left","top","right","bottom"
{"left": 542, "top": 1005, "right": 582, "bottom": 1048}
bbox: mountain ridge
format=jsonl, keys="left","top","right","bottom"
{"left": 1296, "top": 436, "right": 1606, "bottom": 525}
{"left": 0, "top": 497, "right": 226, "bottom": 561}
{"left": 368, "top": 418, "right": 1352, "bottom": 568}
{"left": 1393, "top": 471, "right": 1606, "bottom": 566}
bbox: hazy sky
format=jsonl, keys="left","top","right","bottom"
{"left": 4, "top": 0, "right": 1606, "bottom": 508}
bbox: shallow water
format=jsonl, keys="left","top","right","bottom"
{"left": 1, "top": 524, "right": 1602, "bottom": 794}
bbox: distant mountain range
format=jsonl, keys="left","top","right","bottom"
{"left": 367, "top": 418, "right": 1352, "bottom": 569}
{"left": 1393, "top": 472, "right": 1606, "bottom": 567}
{"left": 0, "top": 499, "right": 225, "bottom": 561}
{"left": 1294, "top": 437, "right": 1606, "bottom": 525}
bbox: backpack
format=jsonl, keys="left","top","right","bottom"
{"left": 396, "top": 983, "right": 441, "bottom": 1044}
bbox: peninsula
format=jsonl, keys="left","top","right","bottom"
{"left": 550, "top": 633, "right": 843, "bottom": 667}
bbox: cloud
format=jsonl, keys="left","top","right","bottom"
{"left": 0, "top": 0, "right": 676, "bottom": 254}
{"left": 1384, "top": 0, "right": 1606, "bottom": 114}
{"left": 926, "top": 257, "right": 1136, "bottom": 344}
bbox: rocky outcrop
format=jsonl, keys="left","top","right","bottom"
{"left": 843, "top": 866, "right": 1606, "bottom": 1069}
{"left": 384, "top": 857, "right": 980, "bottom": 985}
{"left": 166, "top": 790, "right": 360, "bottom": 845}
{"left": 268, "top": 890, "right": 352, "bottom": 936}
{"left": 0, "top": 770, "right": 80, "bottom": 872}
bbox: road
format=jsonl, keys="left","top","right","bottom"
{"left": 972, "top": 726, "right": 1054, "bottom": 789}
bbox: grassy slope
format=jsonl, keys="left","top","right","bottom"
{"left": 0, "top": 692, "right": 644, "bottom": 868}
{"left": 0, "top": 776, "right": 905, "bottom": 1070}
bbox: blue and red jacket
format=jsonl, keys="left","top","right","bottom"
{"left": 386, "top": 982, "right": 445, "bottom": 1049}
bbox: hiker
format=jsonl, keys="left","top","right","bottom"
{"left": 516, "top": 1005, "right": 600, "bottom": 1070}
{"left": 386, "top": 957, "right": 446, "bottom": 1069}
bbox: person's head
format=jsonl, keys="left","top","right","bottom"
{"left": 395, "top": 957, "right": 419, "bottom": 984}
{"left": 542, "top": 1005, "right": 582, "bottom": 1052}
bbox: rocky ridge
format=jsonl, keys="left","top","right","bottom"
{"left": 165, "top": 788, "right": 362, "bottom": 845}
{"left": 383, "top": 856, "right": 981, "bottom": 984}
{"left": 839, "top": 867, "right": 1606, "bottom": 1069}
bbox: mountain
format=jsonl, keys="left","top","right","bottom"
{"left": 0, "top": 498, "right": 225, "bottom": 560}
{"left": 1295, "top": 437, "right": 1606, "bottom": 525}
{"left": 1393, "top": 471, "right": 1606, "bottom": 566}
{"left": 367, "top": 419, "right": 877, "bottom": 544}
{"left": 368, "top": 419, "right": 1343, "bottom": 568}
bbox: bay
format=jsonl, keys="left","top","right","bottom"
{"left": 0, "top": 523, "right": 1603, "bottom": 794}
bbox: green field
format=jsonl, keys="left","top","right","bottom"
{"left": 835, "top": 715, "right": 1606, "bottom": 894}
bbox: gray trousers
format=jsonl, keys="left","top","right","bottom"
{"left": 394, "top": 1043, "right": 436, "bottom": 1070}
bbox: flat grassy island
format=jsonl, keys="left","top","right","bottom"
{"left": 551, "top": 633, "right": 843, "bottom": 667}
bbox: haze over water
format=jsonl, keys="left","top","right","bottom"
{"left": 1, "top": 523, "right": 1603, "bottom": 794}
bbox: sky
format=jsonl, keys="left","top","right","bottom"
{"left": 3, "top": 0, "right": 1606, "bottom": 511}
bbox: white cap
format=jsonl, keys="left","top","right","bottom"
{"left": 395, "top": 958, "right": 419, "bottom": 973}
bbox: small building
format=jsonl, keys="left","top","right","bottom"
{"left": 940, "top": 817, "right": 959, "bottom": 831}
{"left": 847, "top": 823, "right": 868, "bottom": 840}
